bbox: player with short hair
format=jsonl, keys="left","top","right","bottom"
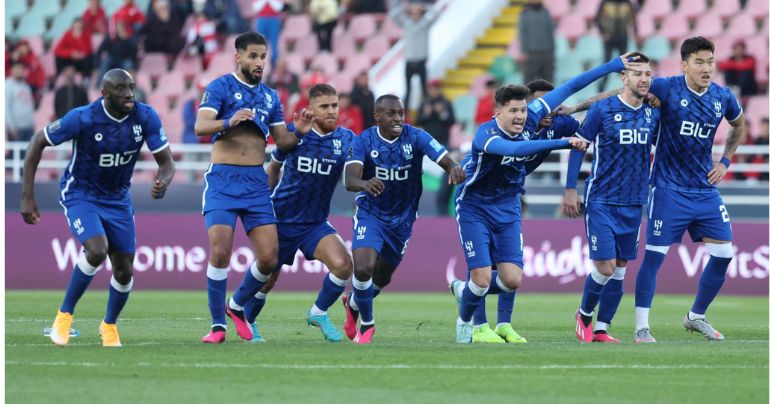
{"left": 342, "top": 94, "right": 466, "bottom": 344}
{"left": 239, "top": 83, "right": 355, "bottom": 343}
{"left": 452, "top": 54, "right": 643, "bottom": 343}
{"left": 21, "top": 68, "right": 175, "bottom": 347}
{"left": 195, "top": 31, "right": 313, "bottom": 343}
{"left": 561, "top": 52, "right": 660, "bottom": 343}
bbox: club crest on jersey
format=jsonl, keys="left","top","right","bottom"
{"left": 94, "top": 132, "right": 103, "bottom": 141}
{"left": 356, "top": 225, "right": 367, "bottom": 240}
{"left": 546, "top": 129, "right": 555, "bottom": 139}
{"left": 645, "top": 107, "right": 652, "bottom": 123}
{"left": 265, "top": 92, "right": 273, "bottom": 108}
{"left": 133, "top": 125, "right": 143, "bottom": 142}
{"left": 714, "top": 101, "right": 722, "bottom": 118}
{"left": 464, "top": 240, "right": 475, "bottom": 257}
{"left": 653, "top": 219, "right": 663, "bottom": 237}
{"left": 234, "top": 92, "right": 242, "bottom": 100}
{"left": 201, "top": 92, "right": 210, "bottom": 104}
{"left": 333, "top": 139, "right": 342, "bottom": 155}
{"left": 680, "top": 99, "right": 688, "bottom": 107}
{"left": 486, "top": 128, "right": 499, "bottom": 135}
{"left": 402, "top": 144, "right": 413, "bottom": 159}
{"left": 370, "top": 150, "right": 379, "bottom": 158}
{"left": 614, "top": 114, "right": 622, "bottom": 122}
{"left": 590, "top": 235, "right": 597, "bottom": 251}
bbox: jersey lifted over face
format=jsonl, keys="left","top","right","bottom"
{"left": 579, "top": 95, "right": 661, "bottom": 205}
{"left": 649, "top": 76, "right": 742, "bottom": 192}
{"left": 199, "top": 73, "right": 285, "bottom": 142}
{"left": 44, "top": 99, "right": 169, "bottom": 202}
{"left": 271, "top": 126, "right": 355, "bottom": 223}
{"left": 347, "top": 124, "right": 447, "bottom": 227}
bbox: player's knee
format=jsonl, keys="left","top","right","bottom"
{"left": 470, "top": 271, "right": 491, "bottom": 289}
{"left": 372, "top": 271, "right": 392, "bottom": 289}
{"left": 112, "top": 270, "right": 133, "bottom": 285}
{"left": 353, "top": 266, "right": 373, "bottom": 282}
{"left": 255, "top": 248, "right": 279, "bottom": 273}
{"left": 209, "top": 244, "right": 232, "bottom": 267}
{"left": 328, "top": 255, "right": 353, "bottom": 279}
{"left": 706, "top": 242, "right": 734, "bottom": 259}
{"left": 498, "top": 271, "right": 521, "bottom": 291}
{"left": 594, "top": 260, "right": 615, "bottom": 277}
{"left": 85, "top": 248, "right": 109, "bottom": 266}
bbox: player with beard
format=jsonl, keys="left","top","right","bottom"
{"left": 195, "top": 31, "right": 313, "bottom": 343}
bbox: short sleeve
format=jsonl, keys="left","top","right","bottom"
{"left": 346, "top": 133, "right": 366, "bottom": 166}
{"left": 199, "top": 80, "right": 225, "bottom": 115}
{"left": 145, "top": 107, "right": 170, "bottom": 153}
{"left": 271, "top": 147, "right": 287, "bottom": 163}
{"left": 44, "top": 109, "right": 81, "bottom": 146}
{"left": 416, "top": 129, "right": 447, "bottom": 162}
{"left": 576, "top": 103, "right": 602, "bottom": 142}
{"left": 649, "top": 77, "right": 673, "bottom": 103}
{"left": 723, "top": 88, "right": 743, "bottom": 123}
{"left": 268, "top": 90, "right": 286, "bottom": 126}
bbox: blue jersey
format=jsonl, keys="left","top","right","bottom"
{"left": 199, "top": 73, "right": 285, "bottom": 142}
{"left": 271, "top": 126, "right": 355, "bottom": 223}
{"left": 346, "top": 125, "right": 447, "bottom": 226}
{"left": 44, "top": 98, "right": 169, "bottom": 202}
{"left": 523, "top": 114, "right": 580, "bottom": 175}
{"left": 649, "top": 75, "right": 742, "bottom": 192}
{"left": 578, "top": 95, "right": 661, "bottom": 205}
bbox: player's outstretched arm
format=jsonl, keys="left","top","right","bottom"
{"left": 344, "top": 162, "right": 384, "bottom": 196}
{"left": 20, "top": 130, "right": 49, "bottom": 224}
{"left": 709, "top": 113, "right": 747, "bottom": 185}
{"left": 437, "top": 155, "right": 466, "bottom": 184}
{"left": 272, "top": 108, "right": 314, "bottom": 152}
{"left": 561, "top": 149, "right": 586, "bottom": 218}
{"left": 486, "top": 136, "right": 586, "bottom": 157}
{"left": 150, "top": 147, "right": 175, "bottom": 199}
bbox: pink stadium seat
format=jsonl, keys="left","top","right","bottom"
{"left": 641, "top": 0, "right": 673, "bottom": 21}
{"left": 470, "top": 74, "right": 493, "bottom": 98}
{"left": 657, "top": 55, "right": 682, "bottom": 76}
{"left": 147, "top": 92, "right": 171, "bottom": 116}
{"left": 158, "top": 108, "right": 183, "bottom": 143}
{"left": 139, "top": 53, "right": 168, "bottom": 79}
{"left": 726, "top": 12, "right": 758, "bottom": 37}
{"left": 342, "top": 55, "right": 370, "bottom": 76}
{"left": 710, "top": 0, "right": 740, "bottom": 19}
{"left": 91, "top": 33, "right": 104, "bottom": 50}
{"left": 333, "top": 35, "right": 358, "bottom": 60}
{"left": 328, "top": 71, "right": 354, "bottom": 94}
{"left": 746, "top": 95, "right": 769, "bottom": 121}
{"left": 677, "top": 0, "right": 707, "bottom": 21}
{"left": 348, "top": 14, "right": 377, "bottom": 42}
{"left": 745, "top": 35, "right": 768, "bottom": 62}
{"left": 284, "top": 53, "right": 306, "bottom": 76}
{"left": 557, "top": 14, "right": 587, "bottom": 41}
{"left": 205, "top": 52, "right": 235, "bottom": 76}
{"left": 310, "top": 53, "right": 339, "bottom": 75}
{"left": 379, "top": 17, "right": 402, "bottom": 42}
{"left": 714, "top": 120, "right": 730, "bottom": 144}
{"left": 282, "top": 15, "right": 312, "bottom": 42}
{"left": 223, "top": 34, "right": 238, "bottom": 53}
{"left": 756, "top": 57, "right": 768, "bottom": 88}
{"left": 155, "top": 72, "right": 187, "bottom": 102}
{"left": 35, "top": 98, "right": 55, "bottom": 131}
{"left": 573, "top": 0, "right": 601, "bottom": 21}
{"left": 27, "top": 37, "right": 44, "bottom": 58}
{"left": 135, "top": 70, "right": 153, "bottom": 92}
{"left": 692, "top": 12, "right": 723, "bottom": 38}
{"left": 174, "top": 54, "right": 203, "bottom": 80}
{"left": 294, "top": 35, "right": 320, "bottom": 59}
{"left": 363, "top": 36, "right": 391, "bottom": 63}
{"left": 544, "top": 0, "right": 571, "bottom": 21}
{"left": 745, "top": 0, "right": 769, "bottom": 20}
{"left": 89, "top": 87, "right": 101, "bottom": 101}
{"left": 507, "top": 36, "right": 522, "bottom": 60}
{"left": 659, "top": 13, "right": 689, "bottom": 41}
{"left": 635, "top": 11, "right": 657, "bottom": 40}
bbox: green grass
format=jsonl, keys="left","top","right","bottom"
{"left": 6, "top": 291, "right": 768, "bottom": 403}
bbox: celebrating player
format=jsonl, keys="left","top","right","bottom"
{"left": 195, "top": 31, "right": 312, "bottom": 344}
{"left": 21, "top": 68, "right": 175, "bottom": 347}
{"left": 342, "top": 94, "right": 466, "bottom": 344}
{"left": 561, "top": 52, "right": 660, "bottom": 343}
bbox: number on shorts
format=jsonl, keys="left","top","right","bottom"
{"left": 719, "top": 205, "right": 730, "bottom": 223}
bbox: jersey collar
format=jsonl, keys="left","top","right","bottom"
{"left": 616, "top": 94, "right": 643, "bottom": 110}
{"left": 101, "top": 99, "right": 128, "bottom": 123}
{"left": 231, "top": 72, "right": 258, "bottom": 88}
{"left": 684, "top": 76, "right": 710, "bottom": 97}
{"left": 494, "top": 117, "right": 518, "bottom": 138}
{"left": 312, "top": 127, "right": 335, "bottom": 137}
{"left": 376, "top": 127, "right": 400, "bottom": 144}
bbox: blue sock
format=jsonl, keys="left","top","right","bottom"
{"left": 60, "top": 262, "right": 97, "bottom": 314}
{"left": 635, "top": 249, "right": 667, "bottom": 308}
{"left": 314, "top": 273, "right": 347, "bottom": 312}
{"left": 691, "top": 255, "right": 732, "bottom": 315}
{"left": 473, "top": 296, "right": 487, "bottom": 326}
{"left": 206, "top": 264, "right": 228, "bottom": 327}
{"left": 497, "top": 291, "right": 515, "bottom": 324}
{"left": 232, "top": 262, "right": 269, "bottom": 307}
{"left": 104, "top": 277, "right": 132, "bottom": 324}
{"left": 459, "top": 280, "right": 487, "bottom": 322}
{"left": 244, "top": 292, "right": 267, "bottom": 324}
{"left": 581, "top": 270, "right": 610, "bottom": 315}
{"left": 597, "top": 268, "right": 625, "bottom": 325}
{"left": 353, "top": 277, "right": 375, "bottom": 323}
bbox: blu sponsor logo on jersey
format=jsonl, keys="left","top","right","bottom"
{"left": 619, "top": 128, "right": 649, "bottom": 144}
{"left": 679, "top": 121, "right": 715, "bottom": 138}
{"left": 99, "top": 149, "right": 138, "bottom": 167}
{"left": 375, "top": 166, "right": 409, "bottom": 181}
{"left": 297, "top": 156, "right": 334, "bottom": 175}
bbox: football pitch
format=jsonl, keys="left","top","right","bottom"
{"left": 6, "top": 291, "right": 768, "bottom": 403}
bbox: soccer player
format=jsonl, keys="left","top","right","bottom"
{"left": 561, "top": 52, "right": 660, "bottom": 343}
{"left": 453, "top": 54, "right": 642, "bottom": 344}
{"left": 21, "top": 68, "right": 175, "bottom": 347}
{"left": 238, "top": 83, "right": 355, "bottom": 343}
{"left": 342, "top": 94, "right": 466, "bottom": 344}
{"left": 195, "top": 31, "right": 313, "bottom": 344}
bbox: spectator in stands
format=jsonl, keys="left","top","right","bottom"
{"left": 252, "top": 0, "right": 285, "bottom": 68}
{"left": 518, "top": 0, "right": 555, "bottom": 84}
{"left": 83, "top": 0, "right": 108, "bottom": 35}
{"left": 54, "top": 66, "right": 90, "bottom": 119}
{"left": 95, "top": 21, "right": 138, "bottom": 87}
{"left": 338, "top": 93, "right": 364, "bottom": 134}
{"left": 310, "top": 0, "right": 340, "bottom": 53}
{"left": 53, "top": 18, "right": 94, "bottom": 81}
{"left": 141, "top": 0, "right": 185, "bottom": 65}
{"left": 5, "top": 63, "right": 36, "bottom": 143}
{"left": 718, "top": 39, "right": 758, "bottom": 98}
{"left": 474, "top": 78, "right": 497, "bottom": 127}
{"left": 205, "top": 0, "right": 249, "bottom": 35}
{"left": 187, "top": 1, "right": 221, "bottom": 69}
{"left": 596, "top": 0, "right": 636, "bottom": 91}
{"left": 391, "top": 1, "right": 441, "bottom": 111}
{"left": 110, "top": 0, "right": 146, "bottom": 41}
{"left": 267, "top": 57, "right": 300, "bottom": 106}
{"left": 350, "top": 71, "right": 375, "bottom": 129}
{"left": 6, "top": 40, "right": 46, "bottom": 101}
{"left": 345, "top": 0, "right": 387, "bottom": 13}
{"left": 416, "top": 79, "right": 456, "bottom": 216}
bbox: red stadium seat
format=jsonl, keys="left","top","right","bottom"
{"left": 709, "top": 0, "right": 741, "bottom": 19}
{"left": 692, "top": 12, "right": 724, "bottom": 38}
{"left": 348, "top": 14, "right": 377, "bottom": 42}
{"left": 677, "top": 0, "right": 707, "bottom": 21}
{"left": 557, "top": 14, "right": 587, "bottom": 42}
{"left": 139, "top": 53, "right": 169, "bottom": 79}
{"left": 641, "top": 0, "right": 673, "bottom": 21}
{"left": 544, "top": 0, "right": 571, "bottom": 21}
{"left": 659, "top": 13, "right": 689, "bottom": 41}
{"left": 725, "top": 12, "right": 758, "bottom": 38}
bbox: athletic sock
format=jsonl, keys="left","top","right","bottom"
{"left": 244, "top": 291, "right": 267, "bottom": 324}
{"left": 104, "top": 276, "right": 132, "bottom": 324}
{"left": 206, "top": 264, "right": 229, "bottom": 328}
{"left": 231, "top": 262, "right": 269, "bottom": 307}
{"left": 313, "top": 273, "right": 347, "bottom": 313}
{"left": 60, "top": 255, "right": 99, "bottom": 314}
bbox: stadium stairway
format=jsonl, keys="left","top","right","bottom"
{"left": 441, "top": 0, "right": 527, "bottom": 101}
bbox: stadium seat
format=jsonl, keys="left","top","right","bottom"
{"left": 342, "top": 55, "right": 370, "bottom": 76}
{"left": 309, "top": 53, "right": 339, "bottom": 75}
{"left": 135, "top": 70, "right": 153, "bottom": 93}
{"left": 726, "top": 12, "right": 758, "bottom": 37}
{"left": 557, "top": 14, "right": 587, "bottom": 42}
{"left": 13, "top": 12, "right": 48, "bottom": 39}
{"left": 328, "top": 71, "right": 355, "bottom": 94}
{"left": 282, "top": 53, "right": 305, "bottom": 77}
{"left": 470, "top": 74, "right": 493, "bottom": 98}
{"left": 746, "top": 96, "right": 769, "bottom": 129}
{"left": 692, "top": 12, "right": 724, "bottom": 39}
{"left": 641, "top": 0, "right": 673, "bottom": 21}
{"left": 710, "top": 0, "right": 741, "bottom": 19}
{"left": 507, "top": 36, "right": 524, "bottom": 61}
{"left": 155, "top": 72, "right": 187, "bottom": 103}
{"left": 543, "top": 0, "right": 571, "bottom": 21}
{"left": 45, "top": 8, "right": 81, "bottom": 42}
{"left": 333, "top": 35, "right": 358, "bottom": 61}
{"left": 745, "top": 0, "right": 769, "bottom": 20}
{"left": 39, "top": 51, "right": 57, "bottom": 81}
{"left": 659, "top": 13, "right": 689, "bottom": 41}
{"left": 147, "top": 92, "right": 171, "bottom": 116}
{"left": 26, "top": 37, "right": 45, "bottom": 60}
{"left": 573, "top": 0, "right": 602, "bottom": 22}
{"left": 173, "top": 54, "right": 203, "bottom": 81}
{"left": 89, "top": 87, "right": 102, "bottom": 101}
{"left": 205, "top": 52, "right": 235, "bottom": 77}
{"left": 573, "top": 34, "right": 604, "bottom": 66}
{"left": 641, "top": 35, "right": 672, "bottom": 61}
{"left": 35, "top": 93, "right": 56, "bottom": 130}
{"left": 745, "top": 35, "right": 768, "bottom": 63}
{"left": 657, "top": 55, "right": 682, "bottom": 77}
{"left": 294, "top": 35, "right": 320, "bottom": 60}
{"left": 158, "top": 108, "right": 184, "bottom": 144}
{"left": 677, "top": 0, "right": 707, "bottom": 21}
{"left": 380, "top": 17, "right": 403, "bottom": 42}
{"left": 452, "top": 94, "right": 478, "bottom": 134}
{"left": 348, "top": 14, "right": 377, "bottom": 42}
{"left": 6, "top": 0, "right": 27, "bottom": 21}
{"left": 28, "top": 0, "right": 62, "bottom": 20}
{"left": 363, "top": 36, "right": 392, "bottom": 63}
{"left": 139, "top": 53, "right": 169, "bottom": 80}
{"left": 489, "top": 55, "right": 516, "bottom": 82}
{"left": 635, "top": 11, "right": 657, "bottom": 40}
{"left": 282, "top": 15, "right": 312, "bottom": 42}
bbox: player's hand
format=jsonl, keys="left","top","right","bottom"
{"left": 151, "top": 179, "right": 168, "bottom": 199}
{"left": 561, "top": 189, "right": 582, "bottom": 218}
{"left": 293, "top": 108, "right": 314, "bottom": 134}
{"left": 645, "top": 92, "right": 661, "bottom": 108}
{"left": 566, "top": 136, "right": 588, "bottom": 152}
{"left": 707, "top": 161, "right": 728, "bottom": 185}
{"left": 554, "top": 104, "right": 576, "bottom": 116}
{"left": 448, "top": 166, "right": 466, "bottom": 185}
{"left": 362, "top": 178, "right": 385, "bottom": 197}
{"left": 20, "top": 196, "right": 41, "bottom": 224}
{"left": 228, "top": 109, "right": 255, "bottom": 129}
{"left": 619, "top": 52, "right": 645, "bottom": 72}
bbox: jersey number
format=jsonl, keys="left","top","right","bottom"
{"left": 719, "top": 205, "right": 730, "bottom": 223}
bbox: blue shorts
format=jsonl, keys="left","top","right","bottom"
{"left": 60, "top": 198, "right": 136, "bottom": 253}
{"left": 351, "top": 209, "right": 412, "bottom": 268}
{"left": 456, "top": 197, "right": 523, "bottom": 270}
{"left": 585, "top": 202, "right": 643, "bottom": 261}
{"left": 277, "top": 221, "right": 338, "bottom": 268}
{"left": 646, "top": 187, "right": 733, "bottom": 245}
{"left": 202, "top": 163, "right": 276, "bottom": 233}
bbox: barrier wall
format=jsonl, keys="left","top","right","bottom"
{"left": 6, "top": 214, "right": 768, "bottom": 295}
